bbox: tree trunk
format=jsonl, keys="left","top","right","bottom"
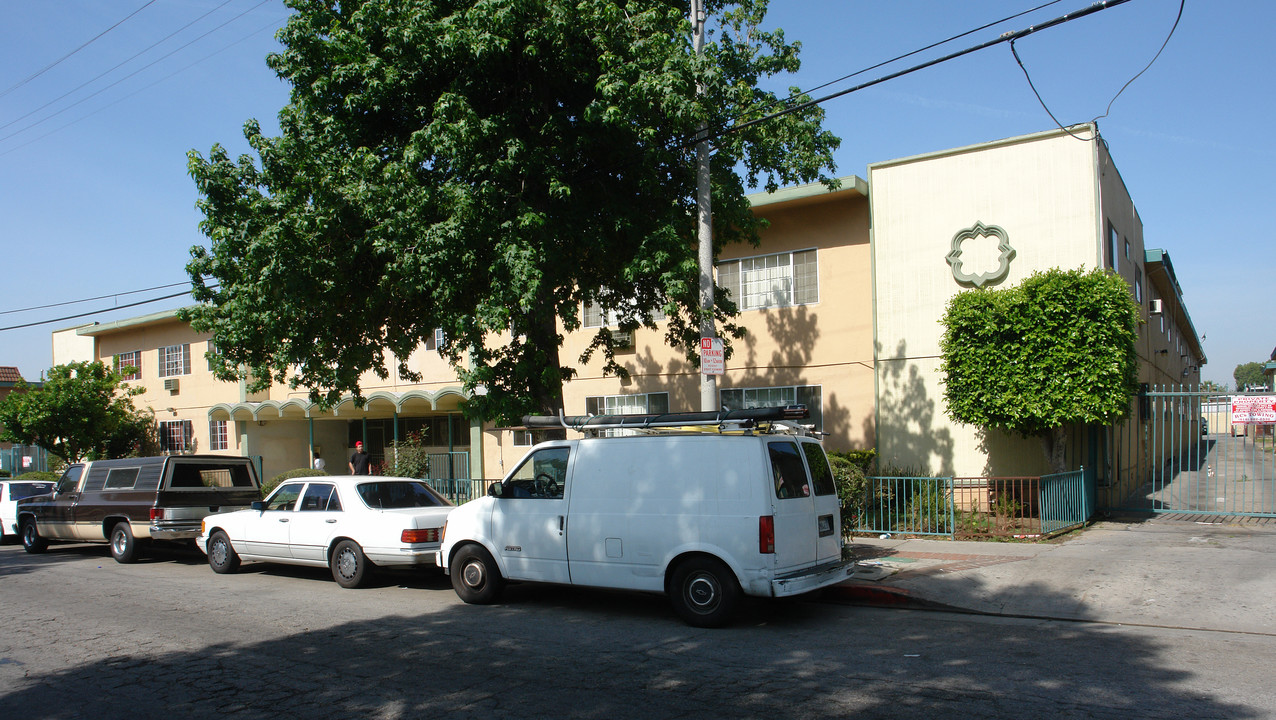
{"left": 1039, "top": 426, "right": 1067, "bottom": 474}
{"left": 526, "top": 307, "right": 565, "bottom": 417}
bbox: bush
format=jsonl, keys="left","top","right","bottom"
{"left": 389, "top": 431, "right": 432, "bottom": 479}
{"left": 262, "top": 467, "right": 328, "bottom": 498}
{"left": 828, "top": 449, "right": 874, "bottom": 534}
{"left": 14, "top": 470, "right": 60, "bottom": 484}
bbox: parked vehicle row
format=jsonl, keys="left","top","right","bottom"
{"left": 15, "top": 407, "right": 853, "bottom": 627}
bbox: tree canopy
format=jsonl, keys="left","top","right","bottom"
{"left": 1233, "top": 362, "right": 1268, "bottom": 392}
{"left": 939, "top": 267, "right": 1142, "bottom": 471}
{"left": 185, "top": 0, "right": 839, "bottom": 423}
{"left": 0, "top": 361, "right": 157, "bottom": 462}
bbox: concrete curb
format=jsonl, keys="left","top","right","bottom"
{"left": 824, "top": 581, "right": 965, "bottom": 612}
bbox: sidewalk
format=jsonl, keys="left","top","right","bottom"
{"left": 827, "top": 514, "right": 1276, "bottom": 634}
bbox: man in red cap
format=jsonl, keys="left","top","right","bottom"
{"left": 349, "top": 440, "right": 371, "bottom": 475}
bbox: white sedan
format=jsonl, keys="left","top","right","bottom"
{"left": 197, "top": 476, "right": 453, "bottom": 588}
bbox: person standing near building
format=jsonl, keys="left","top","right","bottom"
{"left": 312, "top": 450, "right": 326, "bottom": 471}
{"left": 349, "top": 441, "right": 371, "bottom": 475}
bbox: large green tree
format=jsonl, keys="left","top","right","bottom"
{"left": 185, "top": 0, "right": 838, "bottom": 422}
{"left": 0, "top": 362, "right": 157, "bottom": 463}
{"left": 940, "top": 267, "right": 1142, "bottom": 473}
{"left": 1233, "top": 362, "right": 1267, "bottom": 392}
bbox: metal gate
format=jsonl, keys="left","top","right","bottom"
{"left": 1105, "top": 386, "right": 1275, "bottom": 518}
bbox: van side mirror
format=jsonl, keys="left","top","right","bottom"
{"left": 487, "top": 483, "right": 504, "bottom": 498}
{"left": 251, "top": 501, "right": 265, "bottom": 511}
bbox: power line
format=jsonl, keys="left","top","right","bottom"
{"left": 0, "top": 14, "right": 285, "bottom": 158}
{"left": 0, "top": 0, "right": 274, "bottom": 146}
{"left": 753, "top": 0, "right": 1067, "bottom": 121}
{"left": 0, "top": 287, "right": 217, "bottom": 333}
{"left": 696, "top": 0, "right": 1137, "bottom": 148}
{"left": 0, "top": 282, "right": 193, "bottom": 316}
{"left": 0, "top": 1, "right": 159, "bottom": 100}
{"left": 0, "top": 0, "right": 239, "bottom": 133}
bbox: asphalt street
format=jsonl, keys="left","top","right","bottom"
{"left": 2, "top": 537, "right": 1274, "bottom": 719}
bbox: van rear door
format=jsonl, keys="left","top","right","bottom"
{"left": 799, "top": 441, "right": 843, "bottom": 565}
{"left": 767, "top": 441, "right": 819, "bottom": 571}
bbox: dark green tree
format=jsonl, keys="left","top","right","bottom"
{"left": 0, "top": 361, "right": 155, "bottom": 463}
{"left": 1233, "top": 362, "right": 1267, "bottom": 391}
{"left": 184, "top": 0, "right": 838, "bottom": 423}
{"left": 940, "top": 268, "right": 1142, "bottom": 472}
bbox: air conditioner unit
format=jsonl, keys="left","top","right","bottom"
{"left": 163, "top": 378, "right": 179, "bottom": 392}
{"left": 1149, "top": 299, "right": 1163, "bottom": 315}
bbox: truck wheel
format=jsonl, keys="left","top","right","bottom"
{"left": 450, "top": 544, "right": 504, "bottom": 604}
{"left": 207, "top": 531, "right": 241, "bottom": 574}
{"left": 330, "top": 539, "right": 372, "bottom": 588}
{"left": 669, "top": 556, "right": 741, "bottom": 628}
{"left": 21, "top": 519, "right": 48, "bottom": 554}
{"left": 110, "top": 522, "right": 140, "bottom": 564}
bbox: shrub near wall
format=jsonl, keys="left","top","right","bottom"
{"left": 261, "top": 467, "right": 329, "bottom": 498}
{"left": 828, "top": 449, "right": 875, "bottom": 534}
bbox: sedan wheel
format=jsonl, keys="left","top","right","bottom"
{"left": 208, "top": 531, "right": 241, "bottom": 574}
{"left": 330, "top": 539, "right": 372, "bottom": 588}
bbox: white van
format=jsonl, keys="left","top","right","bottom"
{"left": 438, "top": 407, "right": 852, "bottom": 627}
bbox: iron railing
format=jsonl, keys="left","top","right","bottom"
{"left": 426, "top": 478, "right": 498, "bottom": 506}
{"left": 849, "top": 470, "right": 1091, "bottom": 539}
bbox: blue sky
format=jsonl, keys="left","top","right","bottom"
{"left": 0, "top": 0, "right": 1271, "bottom": 389}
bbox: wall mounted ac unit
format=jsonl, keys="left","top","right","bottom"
{"left": 163, "top": 378, "right": 179, "bottom": 392}
{"left": 1149, "top": 299, "right": 1163, "bottom": 315}
{"left": 612, "top": 330, "right": 635, "bottom": 349}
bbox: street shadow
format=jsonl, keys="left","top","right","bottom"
{"left": 2, "top": 562, "right": 1260, "bottom": 719}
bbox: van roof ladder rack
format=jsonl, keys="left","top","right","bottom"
{"left": 521, "top": 405, "right": 811, "bottom": 436}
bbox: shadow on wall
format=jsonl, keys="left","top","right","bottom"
{"left": 875, "top": 339, "right": 954, "bottom": 475}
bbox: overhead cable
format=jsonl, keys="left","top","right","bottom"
{"left": 693, "top": 0, "right": 1136, "bottom": 148}
{"left": 0, "top": 1, "right": 159, "bottom": 100}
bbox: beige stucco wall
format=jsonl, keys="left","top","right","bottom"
{"left": 870, "top": 127, "right": 1105, "bottom": 476}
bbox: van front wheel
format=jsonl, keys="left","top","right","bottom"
{"left": 669, "top": 557, "right": 740, "bottom": 628}
{"left": 451, "top": 544, "right": 504, "bottom": 604}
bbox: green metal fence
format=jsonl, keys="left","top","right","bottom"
{"left": 850, "top": 470, "right": 1092, "bottom": 539}
{"left": 426, "top": 478, "right": 497, "bottom": 506}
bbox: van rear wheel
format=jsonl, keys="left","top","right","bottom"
{"left": 451, "top": 544, "right": 504, "bottom": 604}
{"left": 21, "top": 520, "right": 48, "bottom": 554}
{"left": 110, "top": 522, "right": 140, "bottom": 564}
{"left": 669, "top": 557, "right": 741, "bottom": 628}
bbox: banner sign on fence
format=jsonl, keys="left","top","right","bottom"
{"left": 1231, "top": 395, "right": 1276, "bottom": 424}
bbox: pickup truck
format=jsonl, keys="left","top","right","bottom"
{"left": 17, "top": 455, "right": 261, "bottom": 563}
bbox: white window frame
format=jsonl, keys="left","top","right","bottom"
{"left": 115, "top": 350, "right": 141, "bottom": 381}
{"left": 716, "top": 248, "right": 818, "bottom": 311}
{"left": 512, "top": 429, "right": 534, "bottom": 447}
{"left": 425, "top": 328, "right": 445, "bottom": 351}
{"left": 159, "top": 344, "right": 191, "bottom": 378}
{"left": 720, "top": 384, "right": 823, "bottom": 431}
{"left": 584, "top": 393, "right": 670, "bottom": 436}
{"left": 582, "top": 296, "right": 666, "bottom": 329}
{"left": 209, "top": 420, "right": 229, "bottom": 451}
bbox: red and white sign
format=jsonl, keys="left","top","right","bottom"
{"left": 1231, "top": 395, "right": 1276, "bottom": 424}
{"left": 700, "top": 337, "right": 724, "bottom": 376}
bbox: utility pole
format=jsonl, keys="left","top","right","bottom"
{"left": 692, "top": 0, "right": 716, "bottom": 412}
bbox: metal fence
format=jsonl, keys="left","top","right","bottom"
{"left": 425, "top": 452, "right": 470, "bottom": 481}
{"left": 426, "top": 478, "right": 498, "bottom": 506}
{"left": 1, "top": 445, "right": 48, "bottom": 476}
{"left": 849, "top": 470, "right": 1091, "bottom": 539}
{"left": 1098, "top": 386, "right": 1275, "bottom": 518}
